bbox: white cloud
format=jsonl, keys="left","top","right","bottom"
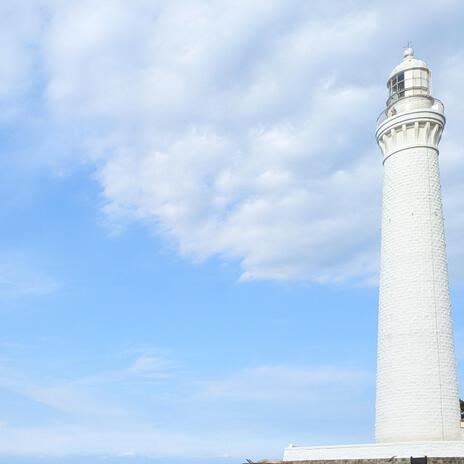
{"left": 0, "top": 2, "right": 43, "bottom": 108}
{"left": 434, "top": 53, "right": 464, "bottom": 285}
{"left": 0, "top": 360, "right": 371, "bottom": 457}
{"left": 17, "top": 382, "right": 126, "bottom": 419}
{"left": 127, "top": 355, "right": 174, "bottom": 379}
{"left": 197, "top": 364, "right": 368, "bottom": 402}
{"left": 0, "top": 352, "right": 177, "bottom": 422}
{"left": 38, "top": 0, "right": 385, "bottom": 285}
{"left": 0, "top": 367, "right": 127, "bottom": 420}
{"left": 0, "top": 255, "right": 58, "bottom": 300}
{"left": 3, "top": 0, "right": 464, "bottom": 287}
{"left": 0, "top": 423, "right": 211, "bottom": 457}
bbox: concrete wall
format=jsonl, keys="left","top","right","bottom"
{"left": 277, "top": 459, "right": 464, "bottom": 464}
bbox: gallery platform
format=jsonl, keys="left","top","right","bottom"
{"left": 281, "top": 441, "right": 464, "bottom": 462}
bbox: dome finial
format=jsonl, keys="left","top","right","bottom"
{"left": 403, "top": 42, "right": 414, "bottom": 59}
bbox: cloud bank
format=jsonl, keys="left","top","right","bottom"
{"left": 2, "top": 0, "right": 464, "bottom": 287}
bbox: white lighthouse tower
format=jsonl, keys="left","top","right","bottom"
{"left": 375, "top": 47, "right": 461, "bottom": 444}
{"left": 282, "top": 49, "right": 464, "bottom": 461}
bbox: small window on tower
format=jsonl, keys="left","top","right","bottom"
{"left": 389, "top": 72, "right": 405, "bottom": 99}
{"left": 397, "top": 76, "right": 405, "bottom": 97}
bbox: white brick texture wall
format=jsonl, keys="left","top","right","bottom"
{"left": 376, "top": 116, "right": 461, "bottom": 442}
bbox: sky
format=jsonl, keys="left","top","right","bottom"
{"left": 1, "top": 0, "right": 464, "bottom": 463}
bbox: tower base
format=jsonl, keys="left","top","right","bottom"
{"left": 283, "top": 441, "right": 464, "bottom": 461}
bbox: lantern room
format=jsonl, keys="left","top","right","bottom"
{"left": 387, "top": 47, "right": 431, "bottom": 106}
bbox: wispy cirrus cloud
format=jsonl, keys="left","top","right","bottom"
{"left": 0, "top": 255, "right": 58, "bottom": 300}
{"left": 197, "top": 365, "right": 369, "bottom": 402}
{"left": 0, "top": 352, "right": 371, "bottom": 457}
{"left": 127, "top": 355, "right": 174, "bottom": 380}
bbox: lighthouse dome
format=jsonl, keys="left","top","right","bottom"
{"left": 388, "top": 48, "right": 428, "bottom": 79}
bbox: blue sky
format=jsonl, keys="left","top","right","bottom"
{"left": 2, "top": 0, "right": 464, "bottom": 462}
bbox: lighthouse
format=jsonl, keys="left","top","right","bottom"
{"left": 375, "top": 47, "right": 461, "bottom": 443}
{"left": 282, "top": 49, "right": 464, "bottom": 461}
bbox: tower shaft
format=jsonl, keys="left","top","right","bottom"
{"left": 375, "top": 50, "right": 461, "bottom": 443}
